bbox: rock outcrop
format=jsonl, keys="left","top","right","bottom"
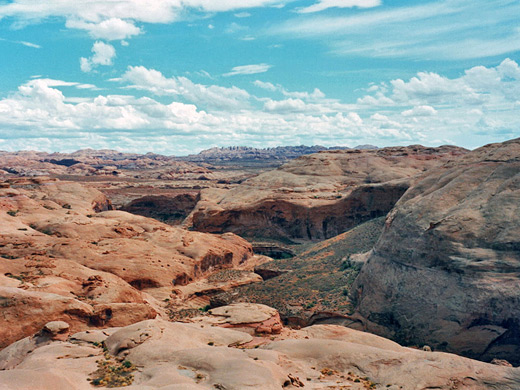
{"left": 0, "top": 178, "right": 254, "bottom": 348}
{"left": 190, "top": 145, "right": 467, "bottom": 241}
{"left": 352, "top": 138, "right": 520, "bottom": 365}
{"left": 1, "top": 304, "right": 519, "bottom": 390}
{"left": 120, "top": 193, "right": 200, "bottom": 224}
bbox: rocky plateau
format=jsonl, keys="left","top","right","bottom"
{"left": 1, "top": 139, "right": 519, "bottom": 389}
{"left": 0, "top": 177, "right": 259, "bottom": 349}
{"left": 1, "top": 304, "right": 519, "bottom": 390}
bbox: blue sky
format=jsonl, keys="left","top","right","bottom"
{"left": 0, "top": 0, "right": 519, "bottom": 155}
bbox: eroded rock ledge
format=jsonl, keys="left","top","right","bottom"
{"left": 189, "top": 145, "right": 467, "bottom": 241}
{"left": 0, "top": 178, "right": 254, "bottom": 348}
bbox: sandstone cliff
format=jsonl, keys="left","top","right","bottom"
{"left": 120, "top": 193, "right": 200, "bottom": 224}
{"left": 352, "top": 138, "right": 520, "bottom": 365}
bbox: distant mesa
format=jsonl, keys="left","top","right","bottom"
{"left": 179, "top": 144, "right": 378, "bottom": 165}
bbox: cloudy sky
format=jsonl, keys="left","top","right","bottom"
{"left": 0, "top": 0, "right": 519, "bottom": 155}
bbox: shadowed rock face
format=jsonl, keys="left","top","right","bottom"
{"left": 193, "top": 183, "right": 408, "bottom": 241}
{"left": 190, "top": 145, "right": 467, "bottom": 241}
{"left": 120, "top": 193, "right": 200, "bottom": 224}
{"left": 352, "top": 138, "right": 520, "bottom": 365}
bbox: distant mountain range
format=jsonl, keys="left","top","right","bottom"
{"left": 179, "top": 145, "right": 378, "bottom": 163}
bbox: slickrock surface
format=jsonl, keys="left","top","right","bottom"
{"left": 189, "top": 145, "right": 467, "bottom": 241}
{"left": 352, "top": 138, "right": 520, "bottom": 365}
{"left": 206, "top": 303, "right": 283, "bottom": 334}
{"left": 0, "top": 178, "right": 254, "bottom": 348}
{"left": 1, "top": 304, "right": 519, "bottom": 390}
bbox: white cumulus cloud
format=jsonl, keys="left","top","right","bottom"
{"left": 254, "top": 80, "right": 326, "bottom": 101}
{"left": 80, "top": 41, "right": 116, "bottom": 72}
{"left": 66, "top": 18, "right": 142, "bottom": 41}
{"left": 402, "top": 105, "right": 437, "bottom": 117}
{"left": 120, "top": 66, "right": 251, "bottom": 109}
{"left": 264, "top": 98, "right": 308, "bottom": 113}
{"left": 1, "top": 59, "right": 519, "bottom": 154}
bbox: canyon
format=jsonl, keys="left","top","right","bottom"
{"left": 0, "top": 178, "right": 258, "bottom": 349}
{"left": 1, "top": 139, "right": 519, "bottom": 389}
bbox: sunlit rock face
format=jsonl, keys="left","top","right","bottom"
{"left": 1, "top": 304, "right": 519, "bottom": 390}
{"left": 0, "top": 178, "right": 253, "bottom": 348}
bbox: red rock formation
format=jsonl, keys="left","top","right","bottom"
{"left": 1, "top": 305, "right": 519, "bottom": 389}
{"left": 190, "top": 145, "right": 467, "bottom": 241}
{"left": 120, "top": 193, "right": 200, "bottom": 224}
{"left": 0, "top": 178, "right": 253, "bottom": 348}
